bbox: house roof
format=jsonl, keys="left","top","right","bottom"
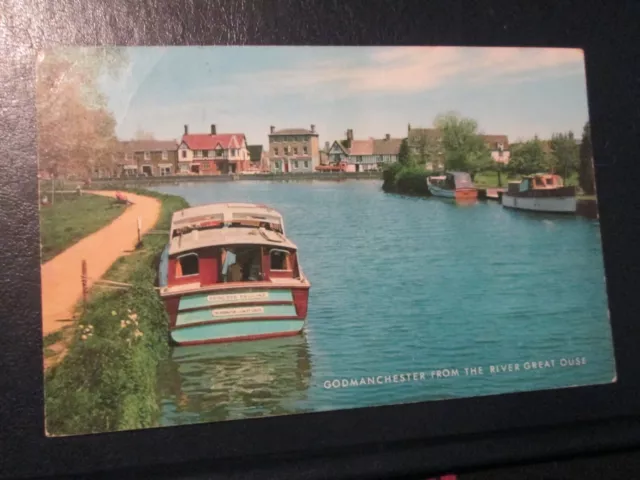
{"left": 119, "top": 139, "right": 178, "bottom": 152}
{"left": 373, "top": 138, "right": 403, "bottom": 155}
{"left": 181, "top": 133, "right": 246, "bottom": 150}
{"left": 482, "top": 135, "right": 509, "bottom": 149}
{"left": 247, "top": 145, "right": 263, "bottom": 161}
{"left": 349, "top": 139, "right": 374, "bottom": 155}
{"left": 270, "top": 128, "right": 318, "bottom": 136}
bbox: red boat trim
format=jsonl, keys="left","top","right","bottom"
{"left": 177, "top": 300, "right": 294, "bottom": 313}
{"left": 170, "top": 315, "right": 305, "bottom": 331}
{"left": 173, "top": 330, "right": 302, "bottom": 346}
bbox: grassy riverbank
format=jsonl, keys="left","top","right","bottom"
{"left": 44, "top": 189, "right": 189, "bottom": 436}
{"left": 40, "top": 193, "right": 126, "bottom": 263}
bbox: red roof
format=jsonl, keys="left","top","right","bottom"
{"left": 181, "top": 133, "right": 246, "bottom": 150}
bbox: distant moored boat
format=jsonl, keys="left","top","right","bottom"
{"left": 501, "top": 173, "right": 577, "bottom": 213}
{"left": 426, "top": 171, "right": 478, "bottom": 201}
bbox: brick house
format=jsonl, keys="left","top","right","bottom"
{"left": 116, "top": 139, "right": 178, "bottom": 177}
{"left": 326, "top": 129, "right": 402, "bottom": 171}
{"left": 178, "top": 124, "right": 250, "bottom": 175}
{"left": 268, "top": 125, "right": 320, "bottom": 173}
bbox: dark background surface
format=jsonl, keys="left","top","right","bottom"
{"left": 1, "top": 0, "right": 640, "bottom": 479}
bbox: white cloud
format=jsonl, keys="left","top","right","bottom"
{"left": 222, "top": 47, "right": 585, "bottom": 96}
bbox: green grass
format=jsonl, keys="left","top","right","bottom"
{"left": 43, "top": 330, "right": 65, "bottom": 348}
{"left": 40, "top": 194, "right": 126, "bottom": 263}
{"left": 44, "top": 189, "right": 189, "bottom": 436}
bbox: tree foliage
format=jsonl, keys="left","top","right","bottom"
{"left": 549, "top": 131, "right": 579, "bottom": 178}
{"left": 36, "top": 48, "right": 129, "bottom": 178}
{"left": 433, "top": 112, "right": 492, "bottom": 177}
{"left": 578, "top": 121, "right": 596, "bottom": 195}
{"left": 507, "top": 138, "right": 547, "bottom": 176}
{"left": 398, "top": 138, "right": 411, "bottom": 166}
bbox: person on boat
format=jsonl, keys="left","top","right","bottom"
{"left": 221, "top": 248, "right": 237, "bottom": 282}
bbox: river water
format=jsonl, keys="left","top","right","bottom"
{"left": 151, "top": 180, "right": 615, "bottom": 427}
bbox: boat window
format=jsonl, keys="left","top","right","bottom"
{"left": 270, "top": 249, "right": 292, "bottom": 271}
{"left": 535, "top": 177, "right": 546, "bottom": 187}
{"left": 176, "top": 253, "right": 199, "bottom": 277}
{"left": 545, "top": 178, "right": 555, "bottom": 186}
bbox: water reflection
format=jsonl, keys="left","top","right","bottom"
{"left": 159, "top": 334, "right": 312, "bottom": 424}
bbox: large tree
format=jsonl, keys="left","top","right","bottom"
{"left": 433, "top": 112, "right": 492, "bottom": 177}
{"left": 549, "top": 131, "right": 579, "bottom": 179}
{"left": 36, "top": 48, "right": 129, "bottom": 179}
{"left": 398, "top": 138, "right": 411, "bottom": 166}
{"left": 578, "top": 121, "right": 596, "bottom": 195}
{"left": 508, "top": 138, "right": 547, "bottom": 176}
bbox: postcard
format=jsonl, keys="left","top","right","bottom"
{"left": 37, "top": 46, "right": 614, "bottom": 437}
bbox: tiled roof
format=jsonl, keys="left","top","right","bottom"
{"left": 482, "top": 134, "right": 509, "bottom": 149}
{"left": 181, "top": 133, "right": 246, "bottom": 150}
{"left": 349, "top": 139, "right": 374, "bottom": 155}
{"left": 270, "top": 128, "right": 317, "bottom": 135}
{"left": 247, "top": 145, "right": 263, "bottom": 161}
{"left": 119, "top": 139, "right": 178, "bottom": 152}
{"left": 373, "top": 138, "right": 403, "bottom": 155}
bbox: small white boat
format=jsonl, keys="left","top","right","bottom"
{"left": 426, "top": 172, "right": 478, "bottom": 201}
{"left": 501, "top": 173, "right": 577, "bottom": 213}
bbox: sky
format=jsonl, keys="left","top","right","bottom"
{"left": 97, "top": 46, "right": 590, "bottom": 149}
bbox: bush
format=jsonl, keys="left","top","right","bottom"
{"left": 382, "top": 163, "right": 434, "bottom": 195}
{"left": 44, "top": 190, "right": 189, "bottom": 436}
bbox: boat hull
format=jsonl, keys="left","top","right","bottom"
{"left": 427, "top": 183, "right": 478, "bottom": 200}
{"left": 502, "top": 194, "right": 577, "bottom": 213}
{"left": 163, "top": 286, "right": 309, "bottom": 346}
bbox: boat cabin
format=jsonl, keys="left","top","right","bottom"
{"left": 508, "top": 174, "right": 564, "bottom": 194}
{"left": 164, "top": 204, "right": 301, "bottom": 290}
{"left": 429, "top": 171, "right": 475, "bottom": 190}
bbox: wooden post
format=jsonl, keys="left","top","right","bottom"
{"left": 81, "top": 259, "right": 88, "bottom": 307}
{"left": 137, "top": 216, "right": 142, "bottom": 245}
{"left": 51, "top": 178, "right": 55, "bottom": 206}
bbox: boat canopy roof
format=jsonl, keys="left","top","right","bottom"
{"left": 170, "top": 203, "right": 283, "bottom": 231}
{"left": 168, "top": 224, "right": 297, "bottom": 256}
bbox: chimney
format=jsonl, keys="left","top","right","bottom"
{"left": 310, "top": 124, "right": 316, "bottom": 133}
{"left": 210, "top": 124, "right": 216, "bottom": 135}
{"left": 347, "top": 129, "right": 353, "bottom": 141}
{"left": 385, "top": 133, "right": 390, "bottom": 141}
{"left": 270, "top": 125, "right": 275, "bottom": 134}
{"left": 408, "top": 123, "right": 411, "bottom": 133}
{"left": 184, "top": 124, "right": 188, "bottom": 135}
{"left": 325, "top": 141, "right": 330, "bottom": 151}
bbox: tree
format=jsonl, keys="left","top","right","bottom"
{"left": 433, "top": 112, "right": 492, "bottom": 178}
{"left": 578, "top": 121, "right": 596, "bottom": 195}
{"left": 398, "top": 138, "right": 411, "bottom": 166}
{"left": 36, "top": 48, "right": 129, "bottom": 180}
{"left": 549, "top": 131, "right": 579, "bottom": 180}
{"left": 507, "top": 138, "right": 546, "bottom": 176}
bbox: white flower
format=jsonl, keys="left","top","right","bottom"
{"left": 128, "top": 313, "right": 138, "bottom": 321}
{"left": 81, "top": 334, "right": 87, "bottom": 340}
{"left": 120, "top": 320, "right": 126, "bottom": 328}
{"left": 111, "top": 310, "right": 117, "bottom": 316}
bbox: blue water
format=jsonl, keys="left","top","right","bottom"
{"left": 153, "top": 180, "right": 615, "bottom": 426}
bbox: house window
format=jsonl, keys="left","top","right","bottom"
{"left": 497, "top": 143, "right": 504, "bottom": 151}
{"left": 195, "top": 150, "right": 202, "bottom": 157}
{"left": 231, "top": 149, "right": 237, "bottom": 156}
{"left": 209, "top": 150, "right": 215, "bottom": 157}
{"left": 216, "top": 149, "right": 223, "bottom": 157}
{"left": 270, "top": 249, "right": 291, "bottom": 271}
{"left": 284, "top": 147, "right": 290, "bottom": 156}
{"left": 203, "top": 150, "right": 208, "bottom": 158}
{"left": 162, "top": 151, "right": 168, "bottom": 160}
{"left": 303, "top": 146, "right": 308, "bottom": 154}
{"left": 293, "top": 160, "right": 299, "bottom": 169}
{"left": 144, "top": 151, "right": 150, "bottom": 160}
{"left": 181, "top": 150, "right": 187, "bottom": 158}
{"left": 160, "top": 166, "right": 171, "bottom": 176}
{"left": 357, "top": 156, "right": 363, "bottom": 163}
{"left": 274, "top": 147, "right": 279, "bottom": 155}
{"left": 125, "top": 152, "right": 132, "bottom": 161}
{"left": 176, "top": 253, "right": 199, "bottom": 277}
{"left": 304, "top": 160, "right": 309, "bottom": 169}
{"left": 293, "top": 147, "right": 298, "bottom": 155}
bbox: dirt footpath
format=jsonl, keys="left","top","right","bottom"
{"left": 41, "top": 191, "right": 161, "bottom": 336}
